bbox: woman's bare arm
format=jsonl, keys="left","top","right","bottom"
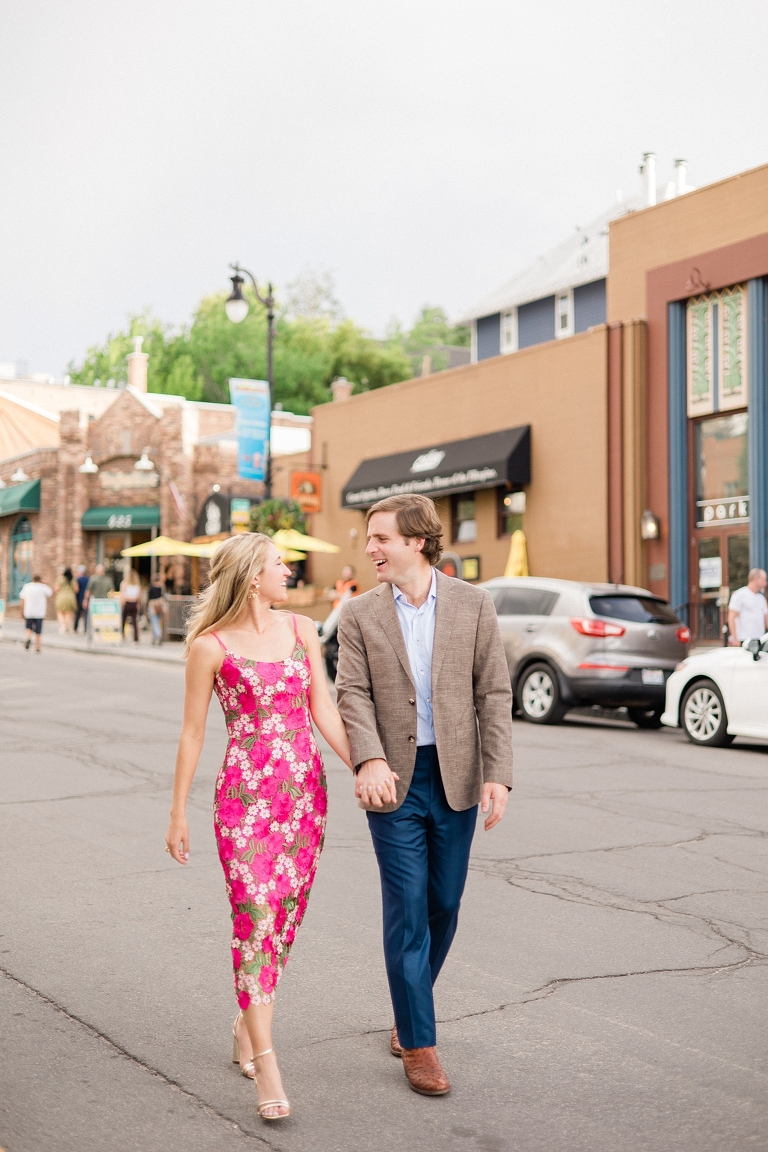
{"left": 297, "top": 615, "right": 353, "bottom": 770}
{"left": 165, "top": 634, "right": 221, "bottom": 864}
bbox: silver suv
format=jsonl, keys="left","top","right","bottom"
{"left": 482, "top": 577, "right": 690, "bottom": 727}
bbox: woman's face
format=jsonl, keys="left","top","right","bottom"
{"left": 254, "top": 544, "right": 291, "bottom": 603}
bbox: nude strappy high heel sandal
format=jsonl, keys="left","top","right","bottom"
{"left": 252, "top": 1048, "right": 290, "bottom": 1121}
{"left": 231, "top": 1012, "right": 255, "bottom": 1079}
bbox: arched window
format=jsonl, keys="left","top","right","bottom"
{"left": 10, "top": 516, "right": 33, "bottom": 600}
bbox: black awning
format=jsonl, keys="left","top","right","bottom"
{"left": 341, "top": 425, "right": 530, "bottom": 510}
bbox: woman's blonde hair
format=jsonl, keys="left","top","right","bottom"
{"left": 123, "top": 568, "right": 140, "bottom": 585}
{"left": 184, "top": 533, "right": 273, "bottom": 654}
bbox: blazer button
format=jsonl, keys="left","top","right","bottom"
{"left": 408, "top": 735, "right": 415, "bottom": 742}
{"left": 409, "top": 698, "right": 415, "bottom": 705}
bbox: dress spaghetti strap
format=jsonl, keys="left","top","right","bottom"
{"left": 291, "top": 614, "right": 299, "bottom": 638}
{"left": 210, "top": 631, "right": 227, "bottom": 652}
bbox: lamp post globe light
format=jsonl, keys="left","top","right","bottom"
{"left": 225, "top": 262, "right": 275, "bottom": 498}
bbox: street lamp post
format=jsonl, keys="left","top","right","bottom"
{"left": 225, "top": 262, "right": 275, "bottom": 498}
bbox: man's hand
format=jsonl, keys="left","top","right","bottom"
{"left": 481, "top": 783, "right": 508, "bottom": 831}
{"left": 355, "top": 758, "right": 399, "bottom": 807}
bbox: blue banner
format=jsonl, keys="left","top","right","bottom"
{"left": 229, "top": 378, "right": 270, "bottom": 481}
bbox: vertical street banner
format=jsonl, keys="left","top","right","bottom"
{"left": 229, "top": 378, "right": 270, "bottom": 481}
{"left": 90, "top": 598, "right": 122, "bottom": 644}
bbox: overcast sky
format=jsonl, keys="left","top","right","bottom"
{"left": 1, "top": 0, "right": 767, "bottom": 378}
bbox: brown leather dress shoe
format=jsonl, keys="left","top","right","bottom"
{"left": 401, "top": 1047, "right": 450, "bottom": 1095}
{"left": 390, "top": 1025, "right": 403, "bottom": 1057}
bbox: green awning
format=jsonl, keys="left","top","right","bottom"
{"left": 81, "top": 505, "right": 161, "bottom": 530}
{"left": 0, "top": 478, "right": 41, "bottom": 518}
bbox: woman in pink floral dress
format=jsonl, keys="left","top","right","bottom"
{"left": 166, "top": 533, "right": 351, "bottom": 1121}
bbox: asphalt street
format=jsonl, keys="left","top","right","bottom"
{"left": 1, "top": 641, "right": 767, "bottom": 1152}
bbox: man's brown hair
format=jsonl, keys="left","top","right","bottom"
{"left": 366, "top": 494, "right": 443, "bottom": 565}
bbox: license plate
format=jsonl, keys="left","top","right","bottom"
{"left": 641, "top": 668, "right": 665, "bottom": 685}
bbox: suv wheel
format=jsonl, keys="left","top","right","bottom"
{"left": 681, "top": 680, "right": 734, "bottom": 747}
{"left": 518, "top": 663, "right": 567, "bottom": 725}
{"left": 628, "top": 706, "right": 664, "bottom": 729}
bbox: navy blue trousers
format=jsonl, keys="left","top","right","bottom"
{"left": 367, "top": 745, "right": 477, "bottom": 1049}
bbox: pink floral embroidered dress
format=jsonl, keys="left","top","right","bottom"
{"left": 211, "top": 616, "right": 327, "bottom": 1009}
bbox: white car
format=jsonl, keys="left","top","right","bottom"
{"left": 661, "top": 635, "right": 768, "bottom": 746}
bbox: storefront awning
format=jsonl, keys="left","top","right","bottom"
{"left": 82, "top": 505, "right": 161, "bottom": 530}
{"left": 341, "top": 426, "right": 531, "bottom": 509}
{"left": 0, "top": 477, "right": 41, "bottom": 518}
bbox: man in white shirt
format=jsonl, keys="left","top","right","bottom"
{"left": 19, "top": 574, "right": 53, "bottom": 652}
{"left": 728, "top": 568, "right": 768, "bottom": 644}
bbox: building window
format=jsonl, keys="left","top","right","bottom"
{"left": 10, "top": 515, "right": 33, "bottom": 601}
{"left": 695, "top": 411, "right": 749, "bottom": 525}
{"left": 452, "top": 494, "right": 477, "bottom": 543}
{"left": 498, "top": 488, "right": 525, "bottom": 537}
{"left": 502, "top": 309, "right": 518, "bottom": 353}
{"left": 556, "top": 291, "right": 573, "bottom": 338}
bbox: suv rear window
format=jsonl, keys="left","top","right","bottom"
{"left": 588, "top": 595, "right": 679, "bottom": 624}
{"left": 493, "top": 588, "right": 559, "bottom": 616}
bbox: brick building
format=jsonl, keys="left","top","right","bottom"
{"left": 0, "top": 351, "right": 310, "bottom": 609}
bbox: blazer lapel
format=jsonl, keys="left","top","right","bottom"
{"left": 373, "top": 583, "right": 415, "bottom": 686}
{"left": 431, "top": 569, "right": 457, "bottom": 682}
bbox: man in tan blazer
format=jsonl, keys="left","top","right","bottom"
{"left": 336, "top": 494, "right": 513, "bottom": 1097}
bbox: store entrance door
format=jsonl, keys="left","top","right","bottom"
{"left": 99, "top": 531, "right": 152, "bottom": 590}
{"left": 695, "top": 531, "right": 749, "bottom": 641}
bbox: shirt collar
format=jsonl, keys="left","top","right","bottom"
{"left": 393, "top": 567, "right": 437, "bottom": 607}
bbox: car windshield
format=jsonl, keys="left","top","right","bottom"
{"left": 588, "top": 595, "right": 679, "bottom": 625}
{"left": 491, "top": 588, "right": 559, "bottom": 616}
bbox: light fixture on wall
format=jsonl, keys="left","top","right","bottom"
{"left": 78, "top": 454, "right": 99, "bottom": 474}
{"left": 10, "top": 467, "right": 30, "bottom": 483}
{"left": 640, "top": 509, "right": 660, "bottom": 540}
{"left": 134, "top": 448, "right": 155, "bottom": 472}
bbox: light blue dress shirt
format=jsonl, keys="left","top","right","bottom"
{"left": 392, "top": 568, "right": 437, "bottom": 746}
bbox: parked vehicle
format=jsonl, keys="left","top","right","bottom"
{"left": 661, "top": 635, "right": 768, "bottom": 745}
{"left": 482, "top": 577, "right": 690, "bottom": 726}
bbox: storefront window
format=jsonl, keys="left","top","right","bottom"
{"left": 452, "top": 495, "right": 476, "bottom": 543}
{"left": 695, "top": 412, "right": 749, "bottom": 526}
{"left": 10, "top": 516, "right": 33, "bottom": 600}
{"left": 498, "top": 488, "right": 525, "bottom": 537}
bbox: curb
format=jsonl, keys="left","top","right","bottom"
{"left": 0, "top": 632, "right": 184, "bottom": 664}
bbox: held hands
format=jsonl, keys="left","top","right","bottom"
{"left": 355, "top": 759, "right": 400, "bottom": 807}
{"left": 481, "top": 783, "right": 508, "bottom": 831}
{"left": 165, "top": 814, "right": 190, "bottom": 864}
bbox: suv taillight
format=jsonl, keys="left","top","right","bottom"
{"left": 676, "top": 625, "right": 691, "bottom": 644}
{"left": 570, "top": 617, "right": 625, "bottom": 638}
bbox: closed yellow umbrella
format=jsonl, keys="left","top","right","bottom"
{"left": 271, "top": 528, "right": 340, "bottom": 554}
{"left": 504, "top": 529, "right": 529, "bottom": 577}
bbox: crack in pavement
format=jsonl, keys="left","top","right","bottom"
{"left": 0, "top": 967, "right": 278, "bottom": 1150}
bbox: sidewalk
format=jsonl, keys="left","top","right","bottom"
{"left": 0, "top": 617, "right": 184, "bottom": 663}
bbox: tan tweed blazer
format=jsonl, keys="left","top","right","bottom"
{"left": 336, "top": 569, "right": 513, "bottom": 812}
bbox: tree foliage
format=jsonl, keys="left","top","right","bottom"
{"left": 68, "top": 276, "right": 468, "bottom": 413}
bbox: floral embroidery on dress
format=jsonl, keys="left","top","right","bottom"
{"left": 212, "top": 635, "right": 327, "bottom": 1008}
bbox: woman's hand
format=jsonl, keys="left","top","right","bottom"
{"left": 166, "top": 815, "right": 190, "bottom": 864}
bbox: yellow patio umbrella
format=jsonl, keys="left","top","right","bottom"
{"left": 121, "top": 535, "right": 214, "bottom": 558}
{"left": 278, "top": 548, "right": 307, "bottom": 563}
{"left": 271, "top": 528, "right": 340, "bottom": 554}
{"left": 504, "top": 529, "right": 529, "bottom": 578}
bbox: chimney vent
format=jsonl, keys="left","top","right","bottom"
{"left": 674, "top": 158, "right": 687, "bottom": 196}
{"left": 331, "top": 377, "right": 352, "bottom": 402}
{"left": 640, "top": 152, "right": 657, "bottom": 207}
{"left": 127, "top": 335, "right": 149, "bottom": 393}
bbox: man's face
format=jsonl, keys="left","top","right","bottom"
{"left": 749, "top": 570, "right": 768, "bottom": 593}
{"left": 366, "top": 511, "right": 425, "bottom": 585}
{"left": 341, "top": 566, "right": 354, "bottom": 581}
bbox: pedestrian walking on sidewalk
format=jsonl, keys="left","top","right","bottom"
{"left": 19, "top": 574, "right": 52, "bottom": 652}
{"left": 147, "top": 576, "right": 165, "bottom": 645}
{"left": 119, "top": 568, "right": 141, "bottom": 645}
{"left": 165, "top": 533, "right": 352, "bottom": 1122}
{"left": 336, "top": 494, "right": 513, "bottom": 1098}
{"left": 55, "top": 568, "right": 78, "bottom": 634}
{"left": 74, "top": 565, "right": 89, "bottom": 633}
